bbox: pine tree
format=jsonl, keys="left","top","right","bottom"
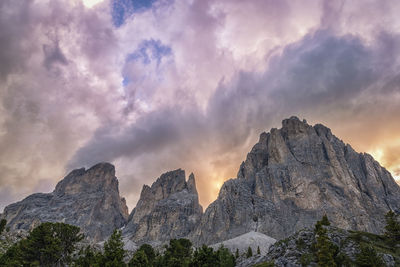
{"left": 160, "top": 238, "right": 193, "bottom": 267}
{"left": 74, "top": 245, "right": 101, "bottom": 267}
{"left": 235, "top": 248, "right": 239, "bottom": 259}
{"left": 129, "top": 250, "right": 149, "bottom": 267}
{"left": 321, "top": 215, "right": 330, "bottom": 226}
{"left": 191, "top": 245, "right": 218, "bottom": 266}
{"left": 257, "top": 246, "right": 261, "bottom": 255}
{"left": 0, "top": 222, "right": 83, "bottom": 266}
{"left": 0, "top": 219, "right": 6, "bottom": 235}
{"left": 384, "top": 210, "right": 400, "bottom": 245}
{"left": 355, "top": 244, "right": 384, "bottom": 267}
{"left": 246, "top": 247, "right": 253, "bottom": 258}
{"left": 136, "top": 244, "right": 156, "bottom": 264}
{"left": 216, "top": 246, "right": 235, "bottom": 267}
{"left": 102, "top": 229, "right": 126, "bottom": 267}
{"left": 314, "top": 216, "right": 336, "bottom": 267}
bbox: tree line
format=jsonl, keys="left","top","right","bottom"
{"left": 0, "top": 222, "right": 236, "bottom": 266}
{"left": 0, "top": 210, "right": 398, "bottom": 266}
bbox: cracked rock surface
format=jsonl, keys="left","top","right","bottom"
{"left": 0, "top": 163, "right": 129, "bottom": 242}
{"left": 194, "top": 116, "right": 400, "bottom": 245}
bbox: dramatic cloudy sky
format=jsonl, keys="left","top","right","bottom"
{"left": 1, "top": 0, "right": 400, "bottom": 212}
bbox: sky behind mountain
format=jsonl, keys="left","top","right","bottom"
{"left": 0, "top": 0, "right": 399, "bottom": 211}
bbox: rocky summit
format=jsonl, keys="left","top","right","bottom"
{"left": 0, "top": 163, "right": 129, "bottom": 242}
{"left": 123, "top": 169, "right": 203, "bottom": 245}
{"left": 194, "top": 116, "right": 400, "bottom": 245}
{"left": 1, "top": 116, "right": 399, "bottom": 251}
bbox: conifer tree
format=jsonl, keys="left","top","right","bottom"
{"left": 129, "top": 250, "right": 149, "bottom": 267}
{"left": 74, "top": 245, "right": 101, "bottom": 267}
{"left": 102, "top": 229, "right": 126, "bottom": 266}
{"left": 0, "top": 219, "right": 6, "bottom": 235}
{"left": 0, "top": 222, "right": 83, "bottom": 266}
{"left": 246, "top": 247, "right": 253, "bottom": 258}
{"left": 257, "top": 246, "right": 261, "bottom": 255}
{"left": 355, "top": 244, "right": 384, "bottom": 267}
{"left": 321, "top": 215, "right": 330, "bottom": 226}
{"left": 384, "top": 210, "right": 400, "bottom": 245}
{"left": 216, "top": 246, "right": 235, "bottom": 267}
{"left": 314, "top": 216, "right": 336, "bottom": 267}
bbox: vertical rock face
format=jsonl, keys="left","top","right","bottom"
{"left": 195, "top": 116, "right": 400, "bottom": 245}
{"left": 123, "top": 169, "right": 203, "bottom": 245}
{"left": 1, "top": 163, "right": 129, "bottom": 242}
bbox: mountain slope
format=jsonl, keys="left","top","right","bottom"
{"left": 211, "top": 231, "right": 276, "bottom": 255}
{"left": 194, "top": 116, "right": 400, "bottom": 245}
{"left": 0, "top": 163, "right": 129, "bottom": 242}
{"left": 123, "top": 169, "right": 203, "bottom": 245}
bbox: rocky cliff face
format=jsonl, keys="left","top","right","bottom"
{"left": 123, "top": 169, "right": 203, "bottom": 245}
{"left": 0, "top": 163, "right": 129, "bottom": 242}
{"left": 194, "top": 116, "right": 400, "bottom": 245}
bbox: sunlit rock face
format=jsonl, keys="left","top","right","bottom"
{"left": 0, "top": 163, "right": 129, "bottom": 242}
{"left": 194, "top": 116, "right": 400, "bottom": 245}
{"left": 123, "top": 169, "right": 203, "bottom": 245}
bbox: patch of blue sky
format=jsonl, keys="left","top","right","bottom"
{"left": 122, "top": 39, "right": 172, "bottom": 86}
{"left": 126, "top": 39, "right": 172, "bottom": 65}
{"left": 112, "top": 0, "right": 158, "bottom": 27}
{"left": 122, "top": 76, "right": 132, "bottom": 86}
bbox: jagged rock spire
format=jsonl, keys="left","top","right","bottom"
{"left": 123, "top": 169, "right": 202, "bottom": 245}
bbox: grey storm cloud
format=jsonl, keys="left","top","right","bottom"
{"left": 68, "top": 29, "right": 400, "bottom": 209}
{"left": 70, "top": 29, "right": 400, "bottom": 167}
{"left": 1, "top": 0, "right": 400, "bottom": 211}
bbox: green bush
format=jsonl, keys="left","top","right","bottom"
{"left": 253, "top": 261, "right": 274, "bottom": 267}
{"left": 299, "top": 253, "right": 313, "bottom": 266}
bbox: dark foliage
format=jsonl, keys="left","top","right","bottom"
{"left": 384, "top": 210, "right": 400, "bottom": 246}
{"left": 0, "top": 222, "right": 83, "bottom": 266}
{"left": 0, "top": 219, "right": 6, "bottom": 235}
{"left": 355, "top": 244, "right": 384, "bottom": 267}
{"left": 246, "top": 246, "right": 253, "bottom": 258}
{"left": 101, "top": 229, "right": 126, "bottom": 267}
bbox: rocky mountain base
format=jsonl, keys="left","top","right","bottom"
{"left": 239, "top": 226, "right": 399, "bottom": 267}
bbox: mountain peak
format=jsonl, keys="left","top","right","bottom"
{"left": 195, "top": 117, "right": 400, "bottom": 244}
{"left": 1, "top": 162, "right": 128, "bottom": 242}
{"left": 54, "top": 162, "right": 117, "bottom": 196}
{"left": 123, "top": 169, "right": 202, "bottom": 244}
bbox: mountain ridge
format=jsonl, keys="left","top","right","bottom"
{"left": 1, "top": 116, "right": 399, "bottom": 247}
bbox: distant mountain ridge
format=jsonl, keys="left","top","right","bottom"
{"left": 1, "top": 117, "right": 399, "bottom": 247}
